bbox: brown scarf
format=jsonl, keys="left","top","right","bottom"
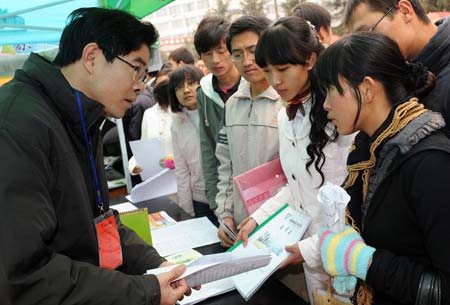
{"left": 285, "top": 87, "right": 312, "bottom": 121}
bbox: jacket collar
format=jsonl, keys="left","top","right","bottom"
{"left": 19, "top": 53, "right": 105, "bottom": 138}
{"left": 414, "top": 16, "right": 450, "bottom": 74}
{"left": 199, "top": 73, "right": 225, "bottom": 107}
{"left": 280, "top": 98, "right": 312, "bottom": 141}
{"left": 233, "top": 79, "right": 280, "bottom": 101}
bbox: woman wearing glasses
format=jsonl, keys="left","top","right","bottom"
{"left": 316, "top": 31, "right": 450, "bottom": 305}
{"left": 236, "top": 16, "right": 355, "bottom": 304}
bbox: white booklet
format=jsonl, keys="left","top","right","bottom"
{"left": 146, "top": 250, "right": 271, "bottom": 287}
{"left": 230, "top": 203, "right": 311, "bottom": 300}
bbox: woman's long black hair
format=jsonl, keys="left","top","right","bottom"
{"left": 315, "top": 32, "right": 435, "bottom": 130}
{"left": 255, "top": 16, "right": 332, "bottom": 186}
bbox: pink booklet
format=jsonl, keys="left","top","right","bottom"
{"left": 233, "top": 158, "right": 287, "bottom": 216}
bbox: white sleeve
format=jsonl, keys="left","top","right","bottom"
{"left": 298, "top": 234, "right": 322, "bottom": 269}
{"left": 172, "top": 128, "right": 194, "bottom": 216}
{"left": 128, "top": 156, "right": 138, "bottom": 175}
{"left": 141, "top": 108, "right": 158, "bottom": 140}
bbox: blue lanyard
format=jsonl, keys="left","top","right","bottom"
{"left": 74, "top": 91, "right": 104, "bottom": 214}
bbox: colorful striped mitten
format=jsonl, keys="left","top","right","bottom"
{"left": 319, "top": 226, "right": 375, "bottom": 280}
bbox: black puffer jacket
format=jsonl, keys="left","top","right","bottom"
{"left": 0, "top": 54, "right": 165, "bottom": 305}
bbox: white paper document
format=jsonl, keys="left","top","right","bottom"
{"left": 129, "top": 138, "right": 164, "bottom": 181}
{"left": 178, "top": 278, "right": 235, "bottom": 305}
{"left": 126, "top": 168, "right": 177, "bottom": 203}
{"left": 151, "top": 217, "right": 220, "bottom": 256}
{"left": 230, "top": 203, "right": 311, "bottom": 300}
{"left": 147, "top": 250, "right": 271, "bottom": 287}
{"left": 110, "top": 202, "right": 138, "bottom": 213}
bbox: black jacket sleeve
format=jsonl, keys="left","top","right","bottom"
{"left": 0, "top": 127, "right": 161, "bottom": 305}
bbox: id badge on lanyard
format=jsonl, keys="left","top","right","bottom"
{"left": 94, "top": 210, "right": 123, "bottom": 269}
{"left": 75, "top": 90, "right": 123, "bottom": 269}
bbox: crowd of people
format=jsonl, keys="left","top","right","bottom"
{"left": 0, "top": 0, "right": 449, "bottom": 304}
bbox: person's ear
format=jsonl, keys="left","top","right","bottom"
{"left": 81, "top": 43, "right": 101, "bottom": 75}
{"left": 318, "top": 27, "right": 332, "bottom": 46}
{"left": 397, "top": 0, "right": 414, "bottom": 24}
{"left": 306, "top": 52, "right": 317, "bottom": 71}
{"left": 360, "top": 76, "right": 377, "bottom": 104}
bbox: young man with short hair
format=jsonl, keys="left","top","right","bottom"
{"left": 215, "top": 15, "right": 282, "bottom": 247}
{"left": 194, "top": 16, "right": 241, "bottom": 216}
{"left": 0, "top": 8, "right": 191, "bottom": 304}
{"left": 290, "top": 2, "right": 333, "bottom": 46}
{"left": 344, "top": 0, "right": 450, "bottom": 136}
{"left": 168, "top": 46, "right": 195, "bottom": 68}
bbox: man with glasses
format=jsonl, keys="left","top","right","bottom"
{"left": 214, "top": 15, "right": 282, "bottom": 247}
{"left": 0, "top": 8, "right": 193, "bottom": 305}
{"left": 193, "top": 16, "right": 241, "bottom": 219}
{"left": 344, "top": 0, "right": 450, "bottom": 136}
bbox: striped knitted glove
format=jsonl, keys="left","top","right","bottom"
{"left": 319, "top": 226, "right": 375, "bottom": 280}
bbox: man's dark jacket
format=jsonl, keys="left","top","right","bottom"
{"left": 414, "top": 16, "right": 450, "bottom": 137}
{"left": 0, "top": 54, "right": 165, "bottom": 304}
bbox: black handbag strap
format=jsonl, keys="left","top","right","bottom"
{"left": 416, "top": 269, "right": 441, "bottom": 305}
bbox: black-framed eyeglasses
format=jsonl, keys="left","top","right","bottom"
{"left": 369, "top": 3, "right": 397, "bottom": 32}
{"left": 115, "top": 56, "right": 149, "bottom": 83}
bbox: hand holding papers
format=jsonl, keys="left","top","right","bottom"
{"left": 230, "top": 204, "right": 311, "bottom": 300}
{"left": 147, "top": 250, "right": 271, "bottom": 287}
{"left": 129, "top": 138, "right": 164, "bottom": 181}
{"left": 127, "top": 138, "right": 177, "bottom": 203}
{"left": 218, "top": 217, "right": 237, "bottom": 243}
{"left": 317, "top": 182, "right": 350, "bottom": 233}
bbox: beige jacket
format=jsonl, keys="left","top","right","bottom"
{"left": 215, "top": 80, "right": 282, "bottom": 225}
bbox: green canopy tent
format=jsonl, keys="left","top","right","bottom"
{"left": 0, "top": 0, "right": 174, "bottom": 46}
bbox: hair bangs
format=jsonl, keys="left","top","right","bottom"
{"left": 315, "top": 38, "right": 347, "bottom": 94}
{"left": 256, "top": 25, "right": 303, "bottom": 68}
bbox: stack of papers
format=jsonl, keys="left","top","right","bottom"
{"left": 230, "top": 203, "right": 311, "bottom": 300}
{"left": 147, "top": 250, "right": 271, "bottom": 287}
{"left": 165, "top": 249, "right": 203, "bottom": 265}
{"left": 110, "top": 202, "right": 138, "bottom": 213}
{"left": 178, "top": 278, "right": 235, "bottom": 305}
{"left": 165, "top": 250, "right": 235, "bottom": 305}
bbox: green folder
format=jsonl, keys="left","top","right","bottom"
{"left": 119, "top": 208, "right": 152, "bottom": 245}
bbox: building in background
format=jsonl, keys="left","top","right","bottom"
{"left": 144, "top": 0, "right": 280, "bottom": 54}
